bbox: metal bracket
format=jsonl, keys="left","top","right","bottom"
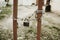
{"left": 36, "top": 10, "right": 45, "bottom": 14}
{"left": 13, "top": 17, "right": 17, "bottom": 20}
{"left": 36, "top": 10, "right": 42, "bottom": 13}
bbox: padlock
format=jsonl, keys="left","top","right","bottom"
{"left": 23, "top": 21, "right": 29, "bottom": 27}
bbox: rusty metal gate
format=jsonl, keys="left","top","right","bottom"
{"left": 13, "top": 0, "right": 44, "bottom": 40}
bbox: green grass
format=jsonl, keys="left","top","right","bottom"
{"left": 0, "top": 28, "right": 13, "bottom": 40}
{"left": 0, "top": 7, "right": 12, "bottom": 19}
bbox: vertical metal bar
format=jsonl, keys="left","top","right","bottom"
{"left": 13, "top": 0, "right": 18, "bottom": 40}
{"left": 45, "top": 0, "right": 51, "bottom": 12}
{"left": 46, "top": 0, "right": 50, "bottom": 5}
{"left": 37, "top": 0, "right": 44, "bottom": 40}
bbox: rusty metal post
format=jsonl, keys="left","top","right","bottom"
{"left": 45, "top": 0, "right": 51, "bottom": 12}
{"left": 46, "top": 0, "right": 50, "bottom": 5}
{"left": 37, "top": 0, "right": 44, "bottom": 40}
{"left": 13, "top": 0, "right": 18, "bottom": 40}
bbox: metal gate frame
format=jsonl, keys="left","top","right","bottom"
{"left": 13, "top": 0, "right": 44, "bottom": 40}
